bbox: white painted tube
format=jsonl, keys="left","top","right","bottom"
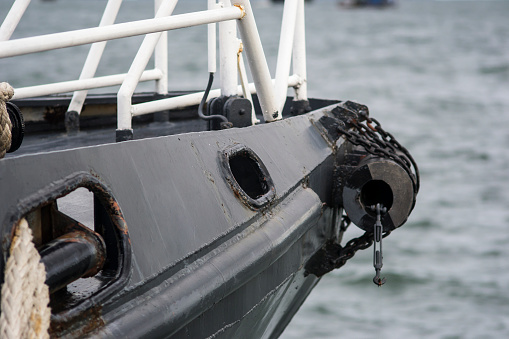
{"left": 155, "top": 0, "right": 169, "bottom": 95}
{"left": 0, "top": 7, "right": 245, "bottom": 59}
{"left": 68, "top": 0, "right": 124, "bottom": 114}
{"left": 131, "top": 74, "right": 301, "bottom": 117}
{"left": 12, "top": 70, "right": 162, "bottom": 100}
{"left": 0, "top": 0, "right": 32, "bottom": 41}
{"left": 132, "top": 89, "right": 221, "bottom": 116}
{"left": 219, "top": 0, "right": 238, "bottom": 97}
{"left": 117, "top": 0, "right": 178, "bottom": 131}
{"left": 274, "top": 0, "right": 299, "bottom": 114}
{"left": 293, "top": 0, "right": 308, "bottom": 102}
{"left": 208, "top": 0, "right": 217, "bottom": 73}
{"left": 234, "top": 0, "right": 279, "bottom": 122}
{"left": 237, "top": 43, "right": 259, "bottom": 125}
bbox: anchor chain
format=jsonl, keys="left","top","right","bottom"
{"left": 305, "top": 102, "right": 417, "bottom": 281}
{"left": 303, "top": 209, "right": 392, "bottom": 278}
{"left": 337, "top": 109, "right": 420, "bottom": 197}
{"left": 335, "top": 105, "right": 419, "bottom": 285}
{"left": 332, "top": 212, "right": 391, "bottom": 272}
{"left": 333, "top": 105, "right": 417, "bottom": 283}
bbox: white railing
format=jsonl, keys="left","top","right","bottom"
{"left": 0, "top": 0, "right": 308, "bottom": 139}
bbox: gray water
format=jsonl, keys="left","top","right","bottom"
{"left": 1, "top": 0, "right": 509, "bottom": 338}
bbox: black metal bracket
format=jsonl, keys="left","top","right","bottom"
{"left": 208, "top": 96, "right": 252, "bottom": 130}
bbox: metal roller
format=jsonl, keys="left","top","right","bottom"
{"left": 342, "top": 157, "right": 415, "bottom": 232}
{"left": 39, "top": 230, "right": 106, "bottom": 293}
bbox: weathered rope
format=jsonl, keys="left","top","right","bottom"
{"left": 0, "top": 82, "right": 14, "bottom": 159}
{"left": 0, "top": 218, "right": 51, "bottom": 339}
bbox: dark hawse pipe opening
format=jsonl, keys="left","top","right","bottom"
{"left": 341, "top": 159, "right": 415, "bottom": 232}
{"left": 360, "top": 180, "right": 393, "bottom": 215}
{"left": 220, "top": 144, "right": 276, "bottom": 209}
{"left": 229, "top": 152, "right": 269, "bottom": 200}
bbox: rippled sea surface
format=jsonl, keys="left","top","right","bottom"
{"left": 1, "top": 0, "right": 509, "bottom": 338}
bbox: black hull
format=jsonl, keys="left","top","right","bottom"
{"left": 1, "top": 101, "right": 342, "bottom": 337}
{"left": 97, "top": 188, "right": 327, "bottom": 338}
{"left": 0, "top": 93, "right": 418, "bottom": 337}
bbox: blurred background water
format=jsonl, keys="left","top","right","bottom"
{"left": 1, "top": 0, "right": 509, "bottom": 338}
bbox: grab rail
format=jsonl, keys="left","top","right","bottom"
{"left": 0, "top": 7, "right": 244, "bottom": 58}
{"left": 0, "top": 0, "right": 309, "bottom": 140}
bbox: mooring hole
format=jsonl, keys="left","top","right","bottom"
{"left": 19, "top": 186, "right": 127, "bottom": 313}
{"left": 55, "top": 187, "right": 122, "bottom": 275}
{"left": 360, "top": 180, "right": 394, "bottom": 214}
{"left": 229, "top": 152, "right": 269, "bottom": 200}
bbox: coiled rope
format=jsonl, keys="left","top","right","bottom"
{"left": 0, "top": 82, "right": 14, "bottom": 159}
{"left": 0, "top": 218, "right": 51, "bottom": 339}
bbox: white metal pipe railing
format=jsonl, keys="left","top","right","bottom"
{"left": 207, "top": 0, "right": 218, "bottom": 73}
{"left": 154, "top": 0, "right": 168, "bottom": 95}
{"left": 117, "top": 0, "right": 179, "bottom": 132}
{"left": 292, "top": 0, "right": 308, "bottom": 102}
{"left": 237, "top": 41, "right": 260, "bottom": 125}
{"left": 0, "top": 7, "right": 244, "bottom": 59}
{"left": 0, "top": 0, "right": 32, "bottom": 41}
{"left": 1, "top": 0, "right": 310, "bottom": 133}
{"left": 68, "top": 0, "right": 124, "bottom": 115}
{"left": 219, "top": 0, "right": 238, "bottom": 97}
{"left": 237, "top": 43, "right": 252, "bottom": 105}
{"left": 274, "top": 0, "right": 299, "bottom": 114}
{"left": 133, "top": 90, "right": 219, "bottom": 117}
{"left": 131, "top": 74, "right": 302, "bottom": 117}
{"left": 235, "top": 0, "right": 279, "bottom": 122}
{"left": 12, "top": 70, "right": 163, "bottom": 100}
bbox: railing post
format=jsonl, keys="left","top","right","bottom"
{"left": 154, "top": 0, "right": 168, "bottom": 96}
{"left": 237, "top": 40, "right": 259, "bottom": 125}
{"left": 208, "top": 0, "right": 217, "bottom": 74}
{"left": 66, "top": 0, "right": 123, "bottom": 134}
{"left": 235, "top": 0, "right": 279, "bottom": 122}
{"left": 291, "top": 0, "right": 310, "bottom": 115}
{"left": 153, "top": 0, "right": 169, "bottom": 123}
{"left": 116, "top": 0, "right": 178, "bottom": 142}
{"left": 274, "top": 0, "right": 299, "bottom": 114}
{"left": 219, "top": 0, "right": 238, "bottom": 97}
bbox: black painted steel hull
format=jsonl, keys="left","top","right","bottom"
{"left": 1, "top": 101, "right": 345, "bottom": 337}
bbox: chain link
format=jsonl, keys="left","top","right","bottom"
{"left": 337, "top": 112, "right": 420, "bottom": 194}
{"left": 332, "top": 109, "right": 416, "bottom": 271}
{"left": 333, "top": 218, "right": 391, "bottom": 271}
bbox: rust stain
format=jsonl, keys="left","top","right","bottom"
{"left": 50, "top": 305, "right": 105, "bottom": 337}
{"left": 109, "top": 200, "right": 129, "bottom": 235}
{"left": 233, "top": 4, "right": 246, "bottom": 19}
{"left": 43, "top": 105, "right": 66, "bottom": 123}
{"left": 45, "top": 230, "right": 106, "bottom": 279}
{"left": 204, "top": 170, "right": 215, "bottom": 184}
